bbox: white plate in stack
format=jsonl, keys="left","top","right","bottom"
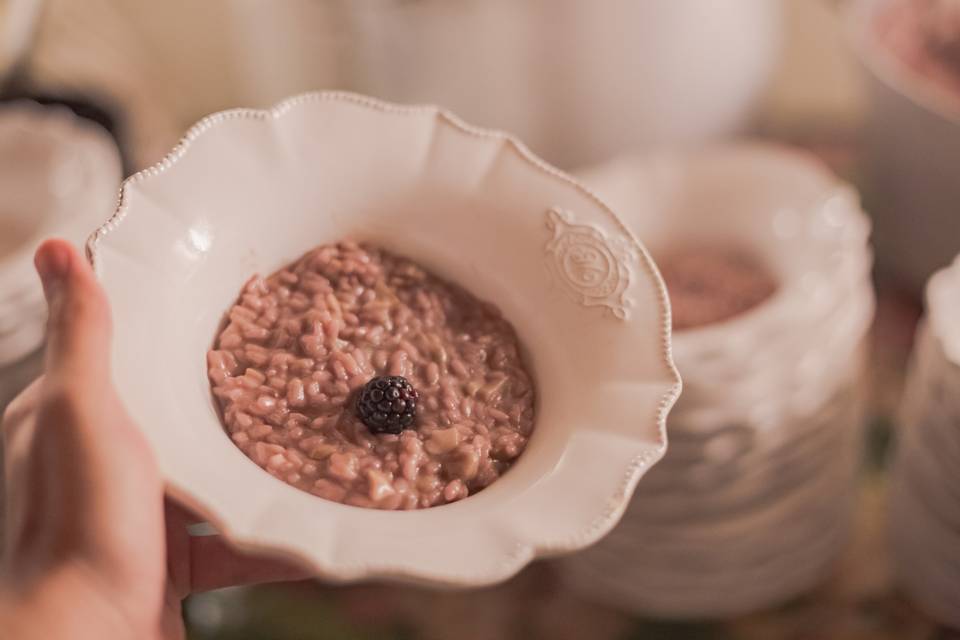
{"left": 561, "top": 144, "right": 875, "bottom": 618}
{"left": 0, "top": 101, "right": 122, "bottom": 367}
{"left": 891, "top": 257, "right": 960, "bottom": 629}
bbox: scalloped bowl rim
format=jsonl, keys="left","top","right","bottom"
{"left": 85, "top": 91, "right": 682, "bottom": 587}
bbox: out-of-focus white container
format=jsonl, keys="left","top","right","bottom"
{"left": 891, "top": 257, "right": 960, "bottom": 629}
{"left": 561, "top": 144, "right": 875, "bottom": 618}
{"left": 23, "top": 1, "right": 780, "bottom": 169}
{"left": 846, "top": 0, "right": 960, "bottom": 289}
{"left": 0, "top": 0, "right": 43, "bottom": 81}
{"left": 351, "top": 0, "right": 782, "bottom": 169}
{"left": 0, "top": 101, "right": 121, "bottom": 366}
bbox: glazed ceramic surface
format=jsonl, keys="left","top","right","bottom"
{"left": 891, "top": 260, "right": 960, "bottom": 628}
{"left": 0, "top": 101, "right": 121, "bottom": 365}
{"left": 562, "top": 144, "right": 874, "bottom": 617}
{"left": 846, "top": 0, "right": 960, "bottom": 287}
{"left": 351, "top": 0, "right": 781, "bottom": 169}
{"left": 87, "top": 92, "right": 681, "bottom": 587}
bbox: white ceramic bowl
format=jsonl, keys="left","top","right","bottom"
{"left": 891, "top": 262, "right": 960, "bottom": 627}
{"left": 0, "top": 101, "right": 122, "bottom": 365}
{"left": 351, "top": 0, "right": 781, "bottom": 169}
{"left": 846, "top": 0, "right": 960, "bottom": 288}
{"left": 562, "top": 144, "right": 872, "bottom": 617}
{"left": 86, "top": 92, "right": 681, "bottom": 587}
{"left": 926, "top": 255, "right": 960, "bottom": 366}
{"left": 574, "top": 143, "right": 872, "bottom": 379}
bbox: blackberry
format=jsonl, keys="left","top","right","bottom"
{"left": 356, "top": 376, "right": 419, "bottom": 434}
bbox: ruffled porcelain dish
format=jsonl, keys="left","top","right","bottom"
{"left": 86, "top": 91, "right": 681, "bottom": 587}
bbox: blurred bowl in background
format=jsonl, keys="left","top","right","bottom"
{"left": 561, "top": 143, "right": 874, "bottom": 618}
{"left": 891, "top": 255, "right": 960, "bottom": 628}
{"left": 0, "top": 101, "right": 121, "bottom": 366}
{"left": 0, "top": 0, "right": 43, "bottom": 83}
{"left": 351, "top": 0, "right": 782, "bottom": 169}
{"left": 17, "top": 1, "right": 779, "bottom": 172}
{"left": 574, "top": 143, "right": 872, "bottom": 390}
{"left": 846, "top": 0, "right": 960, "bottom": 289}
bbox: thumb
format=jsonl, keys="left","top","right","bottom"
{"left": 34, "top": 239, "right": 112, "bottom": 383}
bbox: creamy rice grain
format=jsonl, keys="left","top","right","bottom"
{"left": 207, "top": 241, "right": 536, "bottom": 509}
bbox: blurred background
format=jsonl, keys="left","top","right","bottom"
{"left": 2, "top": 0, "right": 960, "bottom": 638}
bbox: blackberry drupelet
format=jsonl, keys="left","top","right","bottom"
{"left": 356, "top": 375, "right": 419, "bottom": 434}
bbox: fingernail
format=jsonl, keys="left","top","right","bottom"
{"left": 35, "top": 241, "right": 72, "bottom": 298}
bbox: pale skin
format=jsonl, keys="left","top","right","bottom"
{"left": 0, "top": 239, "right": 308, "bottom": 639}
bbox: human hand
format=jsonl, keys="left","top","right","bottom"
{"left": 0, "top": 239, "right": 308, "bottom": 639}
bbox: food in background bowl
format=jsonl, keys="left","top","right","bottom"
{"left": 208, "top": 241, "right": 535, "bottom": 510}
{"left": 875, "top": 0, "right": 960, "bottom": 104}
{"left": 657, "top": 248, "right": 777, "bottom": 331}
{"left": 846, "top": 0, "right": 960, "bottom": 287}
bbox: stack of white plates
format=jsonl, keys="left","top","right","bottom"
{"left": 0, "top": 101, "right": 122, "bottom": 366}
{"left": 562, "top": 144, "right": 875, "bottom": 618}
{"left": 891, "top": 258, "right": 960, "bottom": 629}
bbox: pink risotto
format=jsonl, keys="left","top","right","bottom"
{"left": 657, "top": 248, "right": 777, "bottom": 331}
{"left": 876, "top": 0, "right": 960, "bottom": 105}
{"left": 207, "top": 241, "right": 536, "bottom": 510}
